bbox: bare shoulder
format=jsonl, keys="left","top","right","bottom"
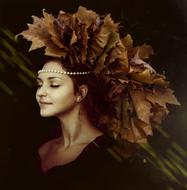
{"left": 38, "top": 138, "right": 64, "bottom": 159}
{"left": 38, "top": 140, "right": 54, "bottom": 159}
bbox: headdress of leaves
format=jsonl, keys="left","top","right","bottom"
{"left": 17, "top": 6, "right": 180, "bottom": 145}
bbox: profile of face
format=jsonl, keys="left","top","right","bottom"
{"left": 35, "top": 60, "right": 79, "bottom": 118}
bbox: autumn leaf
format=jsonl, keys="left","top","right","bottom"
{"left": 136, "top": 43, "right": 154, "bottom": 60}
{"left": 130, "top": 118, "right": 148, "bottom": 143}
{"left": 120, "top": 127, "right": 137, "bottom": 143}
{"left": 129, "top": 68, "right": 154, "bottom": 85}
{"left": 70, "top": 30, "right": 77, "bottom": 45}
{"left": 119, "top": 95, "right": 130, "bottom": 128}
{"left": 134, "top": 118, "right": 153, "bottom": 137}
{"left": 92, "top": 14, "right": 119, "bottom": 51}
{"left": 121, "top": 34, "right": 133, "bottom": 48}
{"left": 17, "top": 15, "right": 50, "bottom": 51}
{"left": 151, "top": 104, "right": 167, "bottom": 125}
{"left": 107, "top": 40, "right": 129, "bottom": 73}
{"left": 94, "top": 32, "right": 120, "bottom": 74}
{"left": 130, "top": 49, "right": 156, "bottom": 73}
{"left": 129, "top": 88, "right": 152, "bottom": 124}
{"left": 54, "top": 11, "right": 75, "bottom": 49}
{"left": 102, "top": 74, "right": 127, "bottom": 101}
{"left": 75, "top": 6, "right": 98, "bottom": 29}
{"left": 45, "top": 46, "right": 67, "bottom": 57}
{"left": 152, "top": 74, "right": 169, "bottom": 87}
{"left": 120, "top": 118, "right": 149, "bottom": 143}
{"left": 145, "top": 88, "right": 181, "bottom": 112}
{"left": 42, "top": 9, "right": 62, "bottom": 48}
{"left": 17, "top": 11, "right": 68, "bottom": 57}
{"left": 127, "top": 118, "right": 153, "bottom": 143}
{"left": 79, "top": 24, "right": 88, "bottom": 64}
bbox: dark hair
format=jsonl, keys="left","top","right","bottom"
{"left": 71, "top": 73, "right": 103, "bottom": 126}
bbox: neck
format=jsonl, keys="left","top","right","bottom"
{"left": 56, "top": 105, "right": 103, "bottom": 149}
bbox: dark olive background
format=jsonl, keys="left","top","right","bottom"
{"left": 0, "top": 0, "right": 187, "bottom": 189}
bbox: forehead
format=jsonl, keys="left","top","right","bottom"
{"left": 37, "top": 60, "right": 69, "bottom": 80}
{"left": 42, "top": 60, "right": 64, "bottom": 70}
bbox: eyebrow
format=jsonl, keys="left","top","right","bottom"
{"left": 36, "top": 77, "right": 63, "bottom": 81}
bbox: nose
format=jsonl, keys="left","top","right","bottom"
{"left": 36, "top": 85, "right": 48, "bottom": 97}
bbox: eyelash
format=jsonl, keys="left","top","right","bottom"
{"left": 36, "top": 84, "right": 60, "bottom": 88}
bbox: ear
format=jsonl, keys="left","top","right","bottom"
{"left": 76, "top": 85, "right": 88, "bottom": 103}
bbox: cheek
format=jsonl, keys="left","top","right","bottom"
{"left": 50, "top": 88, "right": 77, "bottom": 116}
{"left": 53, "top": 86, "right": 76, "bottom": 106}
{"left": 35, "top": 89, "right": 43, "bottom": 104}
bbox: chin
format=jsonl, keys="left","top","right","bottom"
{"left": 40, "top": 110, "right": 55, "bottom": 117}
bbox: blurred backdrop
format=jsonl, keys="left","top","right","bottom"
{"left": 0, "top": 0, "right": 187, "bottom": 189}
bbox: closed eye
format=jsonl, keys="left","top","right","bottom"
{"left": 35, "top": 82, "right": 61, "bottom": 88}
{"left": 50, "top": 85, "right": 60, "bottom": 88}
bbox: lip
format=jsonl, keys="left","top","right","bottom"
{"left": 39, "top": 102, "right": 53, "bottom": 109}
{"left": 39, "top": 101, "right": 53, "bottom": 105}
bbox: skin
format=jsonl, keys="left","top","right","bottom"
{"left": 35, "top": 60, "right": 103, "bottom": 172}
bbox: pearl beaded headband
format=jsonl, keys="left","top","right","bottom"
{"left": 38, "top": 69, "right": 91, "bottom": 75}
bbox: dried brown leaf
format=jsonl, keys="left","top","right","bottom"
{"left": 130, "top": 118, "right": 148, "bottom": 143}
{"left": 151, "top": 104, "right": 167, "bottom": 125}
{"left": 70, "top": 30, "right": 77, "bottom": 45}
{"left": 146, "top": 88, "right": 180, "bottom": 111}
{"left": 93, "top": 14, "right": 119, "bottom": 49}
{"left": 18, "top": 15, "right": 50, "bottom": 51}
{"left": 80, "top": 24, "right": 88, "bottom": 64}
{"left": 129, "top": 68, "right": 153, "bottom": 84}
{"left": 76, "top": 6, "right": 98, "bottom": 29}
{"left": 45, "top": 46, "right": 67, "bottom": 58}
{"left": 17, "top": 11, "right": 68, "bottom": 57}
{"left": 121, "top": 118, "right": 148, "bottom": 143}
{"left": 104, "top": 77, "right": 127, "bottom": 102}
{"left": 54, "top": 11, "right": 75, "bottom": 50}
{"left": 129, "top": 88, "right": 152, "bottom": 124}
{"left": 133, "top": 118, "right": 153, "bottom": 136}
{"left": 121, "top": 34, "right": 133, "bottom": 48}
{"left": 135, "top": 43, "right": 154, "bottom": 60}
{"left": 107, "top": 40, "right": 129, "bottom": 73}
{"left": 121, "top": 127, "right": 137, "bottom": 143}
{"left": 94, "top": 32, "right": 119, "bottom": 74}
{"left": 152, "top": 74, "right": 169, "bottom": 87}
{"left": 130, "top": 49, "right": 156, "bottom": 72}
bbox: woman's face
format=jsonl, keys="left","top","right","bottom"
{"left": 35, "top": 60, "right": 78, "bottom": 117}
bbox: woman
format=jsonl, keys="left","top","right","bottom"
{"left": 35, "top": 58, "right": 127, "bottom": 189}
{"left": 18, "top": 6, "right": 179, "bottom": 190}
{"left": 36, "top": 59, "right": 104, "bottom": 173}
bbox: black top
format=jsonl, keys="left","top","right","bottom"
{"left": 39, "top": 135, "right": 125, "bottom": 190}
{"left": 34, "top": 135, "right": 168, "bottom": 190}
